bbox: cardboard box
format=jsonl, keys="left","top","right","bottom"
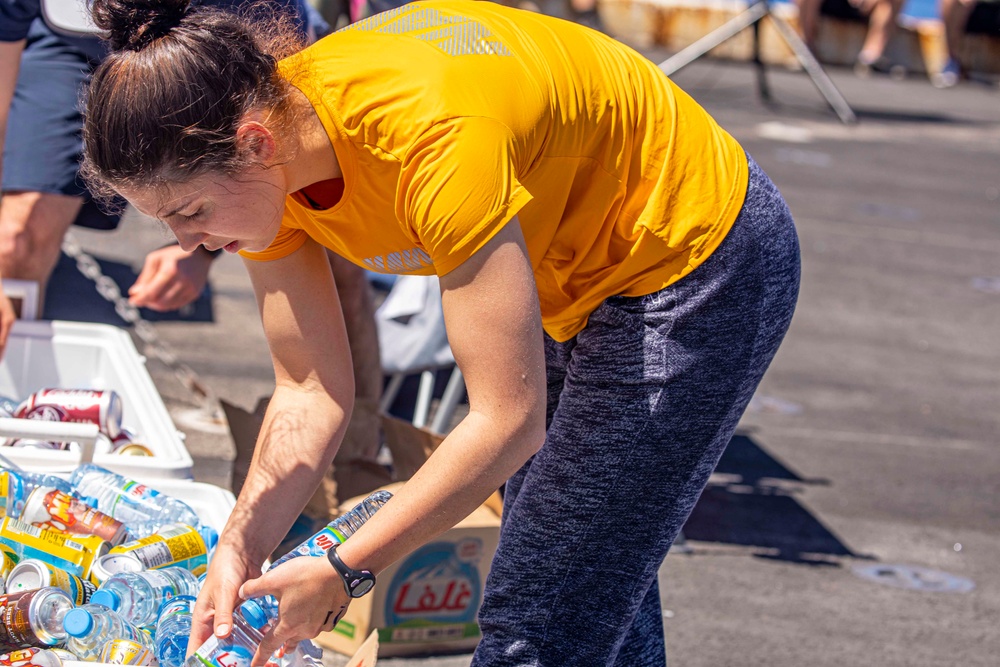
{"left": 342, "top": 630, "right": 379, "bottom": 667}
{"left": 315, "top": 482, "right": 501, "bottom": 658}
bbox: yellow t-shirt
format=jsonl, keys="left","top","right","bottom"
{"left": 241, "top": 0, "right": 748, "bottom": 342}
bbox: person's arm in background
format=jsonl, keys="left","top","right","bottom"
{"left": 128, "top": 245, "right": 217, "bottom": 312}
{"left": 0, "top": 39, "right": 27, "bottom": 358}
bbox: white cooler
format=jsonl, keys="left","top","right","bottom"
{"left": 0, "top": 320, "right": 193, "bottom": 478}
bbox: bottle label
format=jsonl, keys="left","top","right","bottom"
{"left": 99, "top": 639, "right": 154, "bottom": 666}
{"left": 0, "top": 518, "right": 87, "bottom": 577}
{"left": 110, "top": 526, "right": 207, "bottom": 576}
{"left": 269, "top": 527, "right": 345, "bottom": 569}
{"left": 192, "top": 636, "right": 254, "bottom": 667}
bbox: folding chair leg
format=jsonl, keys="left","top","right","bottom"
{"left": 430, "top": 367, "right": 465, "bottom": 435}
{"left": 412, "top": 370, "right": 436, "bottom": 429}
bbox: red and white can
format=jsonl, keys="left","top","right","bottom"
{"left": 15, "top": 389, "right": 123, "bottom": 439}
{"left": 21, "top": 486, "right": 129, "bottom": 546}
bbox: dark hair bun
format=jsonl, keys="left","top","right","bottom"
{"left": 89, "top": 0, "right": 193, "bottom": 51}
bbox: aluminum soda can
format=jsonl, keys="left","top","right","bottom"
{"left": 15, "top": 389, "right": 123, "bottom": 439}
{"left": 3, "top": 439, "right": 65, "bottom": 452}
{"left": 4, "top": 559, "right": 95, "bottom": 605}
{"left": 108, "top": 429, "right": 135, "bottom": 452}
{"left": 99, "top": 639, "right": 154, "bottom": 665}
{"left": 0, "top": 517, "right": 109, "bottom": 579}
{"left": 1, "top": 587, "right": 74, "bottom": 648}
{"left": 114, "top": 443, "right": 154, "bottom": 457}
{"left": 47, "top": 649, "right": 76, "bottom": 664}
{"left": 0, "top": 647, "right": 63, "bottom": 667}
{"left": 105, "top": 523, "right": 208, "bottom": 577}
{"left": 0, "top": 545, "right": 19, "bottom": 584}
{"left": 21, "top": 486, "right": 128, "bottom": 545}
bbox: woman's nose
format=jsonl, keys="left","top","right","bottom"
{"left": 174, "top": 232, "right": 206, "bottom": 253}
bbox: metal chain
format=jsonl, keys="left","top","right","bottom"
{"left": 61, "top": 232, "right": 220, "bottom": 415}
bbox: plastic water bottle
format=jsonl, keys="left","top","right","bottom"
{"left": 238, "top": 490, "right": 392, "bottom": 631}
{"left": 270, "top": 490, "right": 392, "bottom": 567}
{"left": 0, "top": 469, "right": 73, "bottom": 519}
{"left": 67, "top": 464, "right": 200, "bottom": 536}
{"left": 91, "top": 567, "right": 200, "bottom": 626}
{"left": 63, "top": 605, "right": 150, "bottom": 661}
{"left": 153, "top": 595, "right": 196, "bottom": 667}
{"left": 237, "top": 595, "right": 279, "bottom": 632}
{"left": 12, "top": 469, "right": 74, "bottom": 497}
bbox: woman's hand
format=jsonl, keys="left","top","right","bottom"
{"left": 188, "top": 542, "right": 263, "bottom": 659}
{"left": 238, "top": 555, "right": 350, "bottom": 667}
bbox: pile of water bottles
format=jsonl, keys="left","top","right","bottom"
{"left": 0, "top": 462, "right": 392, "bottom": 667}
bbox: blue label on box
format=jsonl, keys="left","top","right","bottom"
{"left": 384, "top": 538, "right": 483, "bottom": 627}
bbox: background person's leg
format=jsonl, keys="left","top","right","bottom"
{"left": 857, "top": 0, "right": 905, "bottom": 66}
{"left": 0, "top": 191, "right": 82, "bottom": 313}
{"left": 1, "top": 26, "right": 101, "bottom": 313}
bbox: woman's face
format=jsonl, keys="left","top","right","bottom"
{"left": 121, "top": 168, "right": 287, "bottom": 255}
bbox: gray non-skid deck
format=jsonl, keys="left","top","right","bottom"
{"left": 46, "top": 53, "right": 999, "bottom": 666}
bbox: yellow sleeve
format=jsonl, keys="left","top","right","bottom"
{"left": 238, "top": 224, "right": 309, "bottom": 262}
{"left": 397, "top": 116, "right": 533, "bottom": 277}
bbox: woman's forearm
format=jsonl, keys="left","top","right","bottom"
{"left": 219, "top": 383, "right": 352, "bottom": 567}
{"left": 334, "top": 405, "right": 544, "bottom": 576}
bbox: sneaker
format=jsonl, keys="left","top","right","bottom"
{"left": 932, "top": 58, "right": 962, "bottom": 89}
{"left": 853, "top": 54, "right": 904, "bottom": 80}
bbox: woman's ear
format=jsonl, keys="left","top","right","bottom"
{"left": 235, "top": 121, "right": 277, "bottom": 165}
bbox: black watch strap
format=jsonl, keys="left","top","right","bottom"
{"left": 327, "top": 545, "right": 376, "bottom": 598}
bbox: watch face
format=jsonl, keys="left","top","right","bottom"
{"left": 352, "top": 577, "right": 375, "bottom": 597}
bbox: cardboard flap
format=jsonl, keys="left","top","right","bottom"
{"left": 223, "top": 399, "right": 446, "bottom": 499}
{"left": 379, "top": 414, "right": 442, "bottom": 480}
{"left": 344, "top": 630, "right": 379, "bottom": 666}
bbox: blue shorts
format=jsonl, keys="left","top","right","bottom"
{"left": 1, "top": 21, "right": 118, "bottom": 229}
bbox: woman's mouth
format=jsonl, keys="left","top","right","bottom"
{"left": 224, "top": 241, "right": 240, "bottom": 253}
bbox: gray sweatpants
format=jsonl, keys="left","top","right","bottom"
{"left": 472, "top": 155, "right": 801, "bottom": 666}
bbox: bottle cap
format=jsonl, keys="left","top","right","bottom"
{"left": 63, "top": 608, "right": 95, "bottom": 637}
{"left": 238, "top": 600, "right": 268, "bottom": 630}
{"left": 90, "top": 589, "right": 120, "bottom": 610}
